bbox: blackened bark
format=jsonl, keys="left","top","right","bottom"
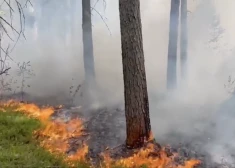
{"left": 119, "top": 0, "right": 152, "bottom": 149}
{"left": 180, "top": 0, "right": 188, "bottom": 79}
{"left": 167, "top": 0, "right": 180, "bottom": 90}
{"left": 82, "top": 0, "right": 95, "bottom": 85}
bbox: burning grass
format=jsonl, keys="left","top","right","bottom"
{"left": 0, "top": 109, "right": 69, "bottom": 167}
{"left": 102, "top": 143, "right": 200, "bottom": 168}
{"left": 0, "top": 100, "right": 201, "bottom": 168}
{"left": 0, "top": 100, "right": 90, "bottom": 167}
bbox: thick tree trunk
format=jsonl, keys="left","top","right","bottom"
{"left": 82, "top": 0, "right": 95, "bottom": 85}
{"left": 119, "top": 0, "right": 152, "bottom": 149}
{"left": 167, "top": 0, "right": 180, "bottom": 90}
{"left": 180, "top": 0, "right": 188, "bottom": 80}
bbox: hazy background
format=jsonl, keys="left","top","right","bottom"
{"left": 1, "top": 0, "right": 235, "bottom": 164}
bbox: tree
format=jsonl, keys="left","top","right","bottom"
{"left": 82, "top": 0, "right": 95, "bottom": 86}
{"left": 119, "top": 0, "right": 151, "bottom": 148}
{"left": 180, "top": 0, "right": 188, "bottom": 80}
{"left": 167, "top": 0, "right": 180, "bottom": 90}
{"left": 0, "top": 0, "right": 31, "bottom": 76}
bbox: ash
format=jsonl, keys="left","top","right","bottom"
{"left": 51, "top": 105, "right": 235, "bottom": 168}
{"left": 52, "top": 106, "right": 126, "bottom": 164}
{"left": 5, "top": 92, "right": 235, "bottom": 167}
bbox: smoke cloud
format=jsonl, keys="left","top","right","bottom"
{"left": 2, "top": 0, "right": 235, "bottom": 164}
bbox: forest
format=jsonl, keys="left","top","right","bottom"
{"left": 0, "top": 0, "right": 234, "bottom": 168}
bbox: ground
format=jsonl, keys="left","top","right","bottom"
{"left": 2, "top": 96, "right": 235, "bottom": 167}
{"left": 53, "top": 104, "right": 235, "bottom": 168}
{"left": 0, "top": 109, "right": 70, "bottom": 167}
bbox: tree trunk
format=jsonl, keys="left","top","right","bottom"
{"left": 119, "top": 0, "right": 152, "bottom": 149}
{"left": 82, "top": 0, "right": 95, "bottom": 85}
{"left": 167, "top": 0, "right": 180, "bottom": 90}
{"left": 180, "top": 0, "right": 188, "bottom": 80}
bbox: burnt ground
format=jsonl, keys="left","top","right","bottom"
{"left": 4, "top": 92, "right": 235, "bottom": 167}
{"left": 51, "top": 105, "right": 235, "bottom": 168}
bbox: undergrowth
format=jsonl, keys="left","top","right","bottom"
{"left": 0, "top": 109, "right": 70, "bottom": 167}
{"left": 0, "top": 106, "right": 139, "bottom": 168}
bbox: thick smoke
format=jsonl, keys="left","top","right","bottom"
{"left": 2, "top": 0, "right": 235, "bottom": 164}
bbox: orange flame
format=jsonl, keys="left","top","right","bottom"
{"left": 102, "top": 142, "right": 200, "bottom": 168}
{"left": 0, "top": 100, "right": 88, "bottom": 163}
{"left": 0, "top": 100, "right": 201, "bottom": 168}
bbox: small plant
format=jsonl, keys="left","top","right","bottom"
{"left": 0, "top": 34, "right": 13, "bottom": 99}
{"left": 16, "top": 61, "right": 35, "bottom": 101}
{"left": 0, "top": 77, "right": 18, "bottom": 99}
{"left": 68, "top": 78, "right": 82, "bottom": 106}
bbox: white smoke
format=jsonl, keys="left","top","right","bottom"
{"left": 1, "top": 0, "right": 235, "bottom": 164}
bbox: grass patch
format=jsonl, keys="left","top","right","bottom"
{"left": 0, "top": 107, "right": 131, "bottom": 168}
{"left": 0, "top": 109, "right": 70, "bottom": 167}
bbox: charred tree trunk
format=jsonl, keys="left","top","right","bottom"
{"left": 167, "top": 0, "right": 180, "bottom": 90}
{"left": 180, "top": 0, "right": 188, "bottom": 80}
{"left": 82, "top": 0, "right": 95, "bottom": 86}
{"left": 119, "top": 0, "right": 152, "bottom": 149}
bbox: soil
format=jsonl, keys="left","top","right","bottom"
{"left": 4, "top": 92, "right": 235, "bottom": 167}
{"left": 51, "top": 106, "right": 235, "bottom": 168}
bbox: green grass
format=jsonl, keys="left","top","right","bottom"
{"left": 0, "top": 109, "right": 70, "bottom": 168}
{"left": 0, "top": 108, "right": 142, "bottom": 168}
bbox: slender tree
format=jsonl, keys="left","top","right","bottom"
{"left": 119, "top": 0, "right": 152, "bottom": 148}
{"left": 82, "top": 0, "right": 95, "bottom": 86}
{"left": 180, "top": 0, "right": 188, "bottom": 80}
{"left": 167, "top": 0, "right": 180, "bottom": 89}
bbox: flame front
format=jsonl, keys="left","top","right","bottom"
{"left": 103, "top": 143, "right": 200, "bottom": 168}
{"left": 0, "top": 100, "right": 201, "bottom": 168}
{"left": 1, "top": 100, "right": 88, "bottom": 163}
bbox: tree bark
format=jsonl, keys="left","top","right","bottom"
{"left": 167, "top": 0, "right": 180, "bottom": 90}
{"left": 180, "top": 0, "right": 188, "bottom": 80}
{"left": 119, "top": 0, "right": 152, "bottom": 149}
{"left": 82, "top": 0, "right": 95, "bottom": 85}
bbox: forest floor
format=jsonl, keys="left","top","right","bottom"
{"left": 0, "top": 108, "right": 71, "bottom": 167}
{"left": 1, "top": 99, "right": 234, "bottom": 168}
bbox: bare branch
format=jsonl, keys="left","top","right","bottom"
{"left": 90, "top": 6, "right": 111, "bottom": 36}
{"left": 0, "top": 22, "right": 14, "bottom": 41}
{"left": 23, "top": 0, "right": 33, "bottom": 8}
{"left": 9, "top": 0, "right": 14, "bottom": 28}
{"left": 4, "top": 0, "right": 14, "bottom": 12}
{"left": 0, "top": 0, "right": 29, "bottom": 52}
{"left": 9, "top": 0, "right": 27, "bottom": 52}
{"left": 0, "top": 67, "right": 10, "bottom": 75}
{"left": 0, "top": 16, "right": 20, "bottom": 35}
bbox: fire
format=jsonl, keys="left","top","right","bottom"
{"left": 0, "top": 100, "right": 88, "bottom": 163}
{"left": 35, "top": 118, "right": 87, "bottom": 156}
{"left": 67, "top": 144, "right": 89, "bottom": 162}
{"left": 102, "top": 143, "right": 200, "bottom": 168}
{"left": 0, "top": 100, "right": 201, "bottom": 168}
